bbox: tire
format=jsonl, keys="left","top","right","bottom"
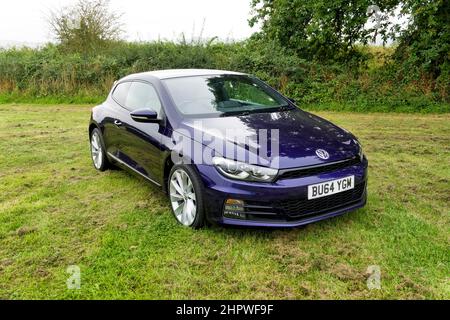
{"left": 90, "top": 128, "right": 109, "bottom": 172}
{"left": 168, "top": 165, "right": 205, "bottom": 229}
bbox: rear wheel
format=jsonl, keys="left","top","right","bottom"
{"left": 90, "top": 128, "right": 109, "bottom": 171}
{"left": 168, "top": 165, "right": 205, "bottom": 228}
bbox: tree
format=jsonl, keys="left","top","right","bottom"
{"left": 249, "top": 0, "right": 399, "bottom": 62}
{"left": 394, "top": 0, "right": 449, "bottom": 79}
{"left": 49, "top": 0, "right": 123, "bottom": 54}
{"left": 250, "top": 0, "right": 449, "bottom": 82}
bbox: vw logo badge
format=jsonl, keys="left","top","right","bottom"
{"left": 316, "top": 149, "right": 330, "bottom": 160}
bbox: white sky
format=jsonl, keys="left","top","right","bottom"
{"left": 0, "top": 0, "right": 258, "bottom": 46}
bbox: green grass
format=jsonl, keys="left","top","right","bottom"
{"left": 0, "top": 104, "right": 449, "bottom": 299}
{"left": 306, "top": 101, "right": 450, "bottom": 114}
{"left": 1, "top": 95, "right": 448, "bottom": 114}
{"left": 0, "top": 93, "right": 105, "bottom": 105}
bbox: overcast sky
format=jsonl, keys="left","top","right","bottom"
{"left": 0, "top": 0, "right": 258, "bottom": 46}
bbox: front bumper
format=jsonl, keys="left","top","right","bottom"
{"left": 196, "top": 157, "right": 368, "bottom": 228}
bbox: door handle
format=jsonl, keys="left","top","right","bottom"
{"left": 114, "top": 120, "right": 123, "bottom": 127}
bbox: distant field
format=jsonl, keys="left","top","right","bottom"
{"left": 0, "top": 104, "right": 449, "bottom": 299}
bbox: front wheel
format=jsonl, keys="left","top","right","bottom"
{"left": 168, "top": 165, "right": 205, "bottom": 229}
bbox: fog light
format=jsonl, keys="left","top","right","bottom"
{"left": 223, "top": 199, "right": 246, "bottom": 219}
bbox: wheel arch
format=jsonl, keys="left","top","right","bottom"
{"left": 163, "top": 158, "right": 207, "bottom": 196}
{"left": 88, "top": 123, "right": 97, "bottom": 136}
{"left": 88, "top": 122, "right": 103, "bottom": 139}
{"left": 163, "top": 154, "right": 174, "bottom": 193}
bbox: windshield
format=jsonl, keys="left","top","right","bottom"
{"left": 163, "top": 75, "right": 291, "bottom": 117}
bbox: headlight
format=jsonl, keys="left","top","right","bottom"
{"left": 212, "top": 157, "right": 278, "bottom": 182}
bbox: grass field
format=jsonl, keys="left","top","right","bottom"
{"left": 0, "top": 104, "right": 449, "bottom": 299}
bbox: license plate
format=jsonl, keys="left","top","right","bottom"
{"left": 308, "top": 176, "right": 355, "bottom": 200}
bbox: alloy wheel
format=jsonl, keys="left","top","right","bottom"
{"left": 169, "top": 169, "right": 197, "bottom": 226}
{"left": 91, "top": 131, "right": 103, "bottom": 169}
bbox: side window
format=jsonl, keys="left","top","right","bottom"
{"left": 126, "top": 81, "right": 162, "bottom": 113}
{"left": 112, "top": 82, "right": 131, "bottom": 106}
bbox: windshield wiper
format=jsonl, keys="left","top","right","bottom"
{"left": 278, "top": 104, "right": 293, "bottom": 111}
{"left": 220, "top": 110, "right": 251, "bottom": 117}
{"left": 219, "top": 104, "right": 293, "bottom": 117}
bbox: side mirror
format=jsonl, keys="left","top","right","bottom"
{"left": 130, "top": 108, "right": 160, "bottom": 123}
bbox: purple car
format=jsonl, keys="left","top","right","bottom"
{"left": 89, "top": 69, "right": 368, "bottom": 228}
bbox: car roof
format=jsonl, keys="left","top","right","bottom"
{"left": 121, "top": 69, "right": 246, "bottom": 81}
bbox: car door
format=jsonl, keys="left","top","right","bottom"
{"left": 119, "top": 80, "right": 166, "bottom": 183}
{"left": 103, "top": 81, "right": 132, "bottom": 157}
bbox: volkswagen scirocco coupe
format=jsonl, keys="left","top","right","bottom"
{"left": 89, "top": 69, "right": 368, "bottom": 228}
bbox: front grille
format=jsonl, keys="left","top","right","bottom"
{"left": 277, "top": 157, "right": 361, "bottom": 180}
{"left": 277, "top": 183, "right": 366, "bottom": 218}
{"left": 240, "top": 182, "right": 366, "bottom": 221}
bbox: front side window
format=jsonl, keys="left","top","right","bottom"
{"left": 126, "top": 81, "right": 162, "bottom": 113}
{"left": 163, "top": 75, "right": 290, "bottom": 117}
